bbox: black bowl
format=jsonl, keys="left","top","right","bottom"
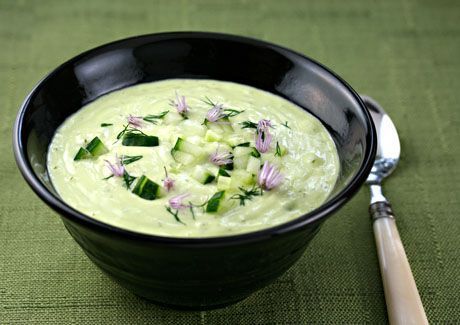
{"left": 13, "top": 32, "right": 376, "bottom": 309}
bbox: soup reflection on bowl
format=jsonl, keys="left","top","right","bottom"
{"left": 13, "top": 32, "right": 376, "bottom": 309}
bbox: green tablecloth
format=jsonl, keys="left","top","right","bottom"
{"left": 1, "top": 0, "right": 459, "bottom": 323}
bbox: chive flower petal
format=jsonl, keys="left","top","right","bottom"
{"left": 258, "top": 161, "right": 284, "bottom": 190}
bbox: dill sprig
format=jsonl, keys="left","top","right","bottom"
{"left": 143, "top": 111, "right": 169, "bottom": 124}
{"left": 281, "top": 121, "right": 291, "bottom": 129}
{"left": 230, "top": 186, "right": 263, "bottom": 206}
{"left": 223, "top": 108, "right": 244, "bottom": 117}
{"left": 275, "top": 141, "right": 282, "bottom": 157}
{"left": 202, "top": 96, "right": 216, "bottom": 107}
{"left": 239, "top": 120, "right": 258, "bottom": 129}
{"left": 122, "top": 171, "right": 136, "bottom": 189}
{"left": 202, "top": 97, "right": 244, "bottom": 118}
{"left": 121, "top": 155, "right": 143, "bottom": 165}
{"left": 116, "top": 125, "right": 147, "bottom": 141}
{"left": 165, "top": 206, "right": 186, "bottom": 225}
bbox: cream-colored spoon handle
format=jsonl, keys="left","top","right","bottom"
{"left": 373, "top": 214, "right": 428, "bottom": 325}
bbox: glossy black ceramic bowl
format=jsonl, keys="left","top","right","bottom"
{"left": 13, "top": 32, "right": 376, "bottom": 309}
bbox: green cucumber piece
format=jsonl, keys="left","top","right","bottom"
{"left": 122, "top": 133, "right": 159, "bottom": 147}
{"left": 172, "top": 137, "right": 203, "bottom": 156}
{"left": 217, "top": 176, "right": 232, "bottom": 190}
{"left": 233, "top": 156, "right": 249, "bottom": 169}
{"left": 233, "top": 142, "right": 250, "bottom": 148}
{"left": 219, "top": 117, "right": 234, "bottom": 133}
{"left": 246, "top": 156, "right": 261, "bottom": 175}
{"left": 132, "top": 175, "right": 162, "bottom": 200}
{"left": 250, "top": 147, "right": 261, "bottom": 158}
{"left": 218, "top": 168, "right": 231, "bottom": 177}
{"left": 193, "top": 166, "right": 216, "bottom": 184}
{"left": 231, "top": 170, "right": 255, "bottom": 188}
{"left": 73, "top": 147, "right": 92, "bottom": 160}
{"left": 171, "top": 150, "right": 195, "bottom": 165}
{"left": 233, "top": 146, "right": 253, "bottom": 157}
{"left": 206, "top": 191, "right": 226, "bottom": 213}
{"left": 205, "top": 130, "right": 222, "bottom": 142}
{"left": 86, "top": 137, "right": 109, "bottom": 156}
{"left": 74, "top": 136, "right": 108, "bottom": 160}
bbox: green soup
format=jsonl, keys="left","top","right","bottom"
{"left": 47, "top": 79, "right": 339, "bottom": 237}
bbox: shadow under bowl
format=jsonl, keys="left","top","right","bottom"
{"left": 13, "top": 32, "right": 376, "bottom": 309}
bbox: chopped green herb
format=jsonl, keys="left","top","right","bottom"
{"left": 275, "top": 141, "right": 282, "bottom": 157}
{"left": 102, "top": 174, "right": 114, "bottom": 180}
{"left": 240, "top": 120, "right": 258, "bottom": 129}
{"left": 122, "top": 171, "right": 137, "bottom": 189}
{"left": 121, "top": 155, "right": 143, "bottom": 165}
{"left": 100, "top": 123, "right": 113, "bottom": 127}
{"left": 223, "top": 108, "right": 244, "bottom": 117}
{"left": 165, "top": 206, "right": 186, "bottom": 225}
{"left": 230, "top": 186, "right": 262, "bottom": 206}
{"left": 202, "top": 97, "right": 244, "bottom": 118}
{"left": 202, "top": 96, "right": 217, "bottom": 107}
{"left": 281, "top": 121, "right": 291, "bottom": 129}
{"left": 143, "top": 111, "right": 169, "bottom": 124}
{"left": 189, "top": 203, "right": 196, "bottom": 220}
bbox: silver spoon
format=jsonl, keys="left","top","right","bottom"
{"left": 362, "top": 95, "right": 429, "bottom": 325}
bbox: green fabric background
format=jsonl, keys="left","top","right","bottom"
{"left": 1, "top": 0, "right": 459, "bottom": 323}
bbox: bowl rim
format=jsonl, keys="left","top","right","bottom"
{"left": 13, "top": 31, "right": 376, "bottom": 247}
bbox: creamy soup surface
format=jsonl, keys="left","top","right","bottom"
{"left": 47, "top": 79, "right": 340, "bottom": 237}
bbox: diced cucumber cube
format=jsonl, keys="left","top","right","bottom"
{"left": 206, "top": 191, "right": 226, "bottom": 213}
{"left": 193, "top": 166, "right": 216, "bottom": 184}
{"left": 225, "top": 136, "right": 245, "bottom": 147}
{"left": 171, "top": 149, "right": 195, "bottom": 165}
{"left": 74, "top": 136, "right": 108, "bottom": 160}
{"left": 86, "top": 137, "right": 109, "bottom": 156}
{"left": 180, "top": 119, "right": 207, "bottom": 136}
{"left": 219, "top": 117, "right": 234, "bottom": 133}
{"left": 233, "top": 146, "right": 253, "bottom": 157}
{"left": 246, "top": 156, "right": 261, "bottom": 175}
{"left": 233, "top": 156, "right": 249, "bottom": 169}
{"left": 218, "top": 168, "right": 231, "bottom": 177}
{"left": 231, "top": 170, "right": 255, "bottom": 188}
{"left": 132, "top": 175, "right": 162, "bottom": 200}
{"left": 206, "top": 122, "right": 224, "bottom": 134}
{"left": 250, "top": 147, "right": 261, "bottom": 158}
{"left": 205, "top": 130, "right": 222, "bottom": 142}
{"left": 122, "top": 134, "right": 159, "bottom": 147}
{"left": 73, "top": 147, "right": 91, "bottom": 160}
{"left": 233, "top": 142, "right": 250, "bottom": 148}
{"left": 172, "top": 137, "right": 204, "bottom": 157}
{"left": 163, "top": 111, "right": 184, "bottom": 124}
{"left": 217, "top": 176, "right": 232, "bottom": 190}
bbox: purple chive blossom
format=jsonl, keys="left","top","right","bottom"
{"left": 257, "top": 119, "right": 272, "bottom": 132}
{"left": 258, "top": 161, "right": 284, "bottom": 190}
{"left": 171, "top": 92, "right": 189, "bottom": 116}
{"left": 104, "top": 155, "right": 125, "bottom": 177}
{"left": 127, "top": 115, "right": 144, "bottom": 128}
{"left": 255, "top": 130, "right": 272, "bottom": 153}
{"left": 162, "top": 167, "right": 175, "bottom": 192}
{"left": 206, "top": 103, "right": 224, "bottom": 122}
{"left": 210, "top": 148, "right": 233, "bottom": 166}
{"left": 255, "top": 119, "right": 273, "bottom": 153}
{"left": 169, "top": 193, "right": 191, "bottom": 210}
